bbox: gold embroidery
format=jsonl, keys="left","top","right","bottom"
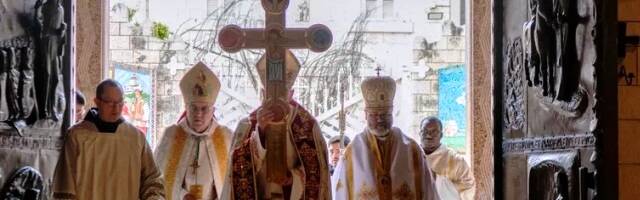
{"left": 231, "top": 112, "right": 258, "bottom": 200}
{"left": 212, "top": 127, "right": 228, "bottom": 186}
{"left": 365, "top": 131, "right": 383, "bottom": 198}
{"left": 345, "top": 146, "right": 355, "bottom": 199}
{"left": 231, "top": 103, "right": 324, "bottom": 199}
{"left": 231, "top": 139, "right": 256, "bottom": 200}
{"left": 336, "top": 180, "right": 343, "bottom": 190}
{"left": 366, "top": 133, "right": 383, "bottom": 174}
{"left": 366, "top": 131, "right": 396, "bottom": 200}
{"left": 357, "top": 183, "right": 378, "bottom": 199}
{"left": 392, "top": 183, "right": 415, "bottom": 200}
{"left": 164, "top": 128, "right": 188, "bottom": 200}
{"left": 290, "top": 102, "right": 322, "bottom": 199}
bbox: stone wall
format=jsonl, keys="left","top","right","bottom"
{"left": 108, "top": 13, "right": 185, "bottom": 147}
{"left": 405, "top": 32, "right": 466, "bottom": 142}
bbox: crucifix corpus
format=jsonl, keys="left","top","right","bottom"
{"left": 217, "top": 0, "right": 333, "bottom": 184}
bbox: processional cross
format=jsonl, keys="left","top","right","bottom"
{"left": 218, "top": 0, "right": 332, "bottom": 184}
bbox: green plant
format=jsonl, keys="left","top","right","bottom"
{"left": 127, "top": 8, "right": 137, "bottom": 22}
{"left": 151, "top": 22, "right": 170, "bottom": 40}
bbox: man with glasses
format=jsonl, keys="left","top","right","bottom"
{"left": 53, "top": 79, "right": 165, "bottom": 200}
{"left": 420, "top": 116, "right": 475, "bottom": 200}
{"left": 155, "top": 62, "right": 233, "bottom": 200}
{"left": 332, "top": 75, "right": 439, "bottom": 200}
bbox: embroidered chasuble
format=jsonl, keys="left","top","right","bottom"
{"left": 372, "top": 131, "right": 396, "bottom": 199}
{"left": 220, "top": 101, "right": 331, "bottom": 200}
{"left": 332, "top": 127, "right": 440, "bottom": 200}
{"left": 426, "top": 144, "right": 475, "bottom": 200}
{"left": 155, "top": 119, "right": 233, "bottom": 200}
{"left": 53, "top": 119, "right": 165, "bottom": 200}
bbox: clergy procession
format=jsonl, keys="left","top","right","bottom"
{"left": 51, "top": 59, "right": 476, "bottom": 200}
{"left": 50, "top": 0, "right": 475, "bottom": 199}
{"left": 52, "top": 61, "right": 476, "bottom": 200}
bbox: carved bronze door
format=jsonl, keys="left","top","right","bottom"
{"left": 0, "top": 0, "right": 73, "bottom": 199}
{"left": 493, "top": 0, "right": 618, "bottom": 199}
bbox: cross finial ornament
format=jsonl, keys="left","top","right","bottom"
{"left": 375, "top": 66, "right": 383, "bottom": 77}
{"left": 217, "top": 0, "right": 333, "bottom": 185}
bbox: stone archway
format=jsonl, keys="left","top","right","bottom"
{"left": 76, "top": 0, "right": 499, "bottom": 199}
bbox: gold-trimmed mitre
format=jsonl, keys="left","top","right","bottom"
{"left": 256, "top": 50, "right": 301, "bottom": 89}
{"left": 179, "top": 62, "right": 221, "bottom": 104}
{"left": 361, "top": 76, "right": 396, "bottom": 109}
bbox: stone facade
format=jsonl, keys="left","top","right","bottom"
{"left": 108, "top": 10, "right": 187, "bottom": 147}
{"left": 108, "top": 0, "right": 467, "bottom": 147}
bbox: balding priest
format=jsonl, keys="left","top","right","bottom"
{"left": 53, "top": 79, "right": 165, "bottom": 200}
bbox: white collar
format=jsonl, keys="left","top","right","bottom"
{"left": 178, "top": 117, "right": 218, "bottom": 137}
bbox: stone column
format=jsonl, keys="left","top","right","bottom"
{"left": 76, "top": 0, "right": 108, "bottom": 107}
{"left": 469, "top": 0, "right": 493, "bottom": 199}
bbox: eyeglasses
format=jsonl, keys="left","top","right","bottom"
{"left": 188, "top": 104, "right": 214, "bottom": 113}
{"left": 98, "top": 98, "right": 124, "bottom": 107}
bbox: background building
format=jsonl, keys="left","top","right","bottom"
{"left": 108, "top": 0, "right": 468, "bottom": 152}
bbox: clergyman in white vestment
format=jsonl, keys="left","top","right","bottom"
{"left": 420, "top": 116, "right": 475, "bottom": 200}
{"left": 332, "top": 75, "right": 439, "bottom": 200}
{"left": 154, "top": 62, "right": 233, "bottom": 200}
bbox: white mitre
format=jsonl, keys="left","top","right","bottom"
{"left": 361, "top": 76, "right": 396, "bottom": 109}
{"left": 179, "top": 62, "right": 221, "bottom": 104}
{"left": 256, "top": 50, "right": 301, "bottom": 90}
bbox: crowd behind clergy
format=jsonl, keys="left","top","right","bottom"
{"left": 58, "top": 59, "right": 474, "bottom": 200}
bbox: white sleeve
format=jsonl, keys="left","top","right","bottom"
{"left": 331, "top": 148, "right": 350, "bottom": 200}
